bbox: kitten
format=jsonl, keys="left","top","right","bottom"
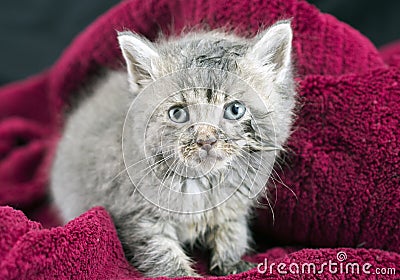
{"left": 50, "top": 20, "right": 296, "bottom": 277}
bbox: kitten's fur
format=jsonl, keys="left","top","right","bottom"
{"left": 51, "top": 21, "right": 296, "bottom": 277}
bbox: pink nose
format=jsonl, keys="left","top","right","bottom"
{"left": 197, "top": 138, "right": 217, "bottom": 152}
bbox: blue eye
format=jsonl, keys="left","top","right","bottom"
{"left": 168, "top": 106, "right": 189, "bottom": 123}
{"left": 224, "top": 101, "right": 246, "bottom": 120}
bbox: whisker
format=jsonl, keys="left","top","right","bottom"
{"left": 236, "top": 152, "right": 280, "bottom": 212}
{"left": 133, "top": 152, "right": 176, "bottom": 176}
{"left": 110, "top": 137, "right": 179, "bottom": 182}
{"left": 238, "top": 149, "right": 298, "bottom": 201}
{"left": 270, "top": 169, "right": 298, "bottom": 201}
{"left": 109, "top": 152, "right": 173, "bottom": 183}
{"left": 122, "top": 152, "right": 178, "bottom": 198}
{"left": 237, "top": 152, "right": 272, "bottom": 179}
{"left": 158, "top": 157, "right": 180, "bottom": 212}
{"left": 167, "top": 160, "right": 184, "bottom": 218}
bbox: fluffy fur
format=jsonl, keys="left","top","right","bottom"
{"left": 50, "top": 20, "right": 296, "bottom": 277}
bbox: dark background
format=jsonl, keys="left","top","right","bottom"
{"left": 0, "top": 0, "right": 399, "bottom": 85}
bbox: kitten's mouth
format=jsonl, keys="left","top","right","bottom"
{"left": 198, "top": 147, "right": 219, "bottom": 160}
{"left": 188, "top": 145, "right": 229, "bottom": 172}
{"left": 182, "top": 147, "right": 223, "bottom": 164}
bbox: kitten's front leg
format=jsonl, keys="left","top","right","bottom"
{"left": 208, "top": 217, "right": 256, "bottom": 276}
{"left": 118, "top": 219, "right": 198, "bottom": 277}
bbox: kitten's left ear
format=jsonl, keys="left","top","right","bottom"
{"left": 117, "top": 31, "right": 159, "bottom": 90}
{"left": 247, "top": 20, "right": 293, "bottom": 82}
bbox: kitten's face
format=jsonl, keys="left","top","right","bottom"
{"left": 154, "top": 90, "right": 253, "bottom": 175}
{"left": 119, "top": 21, "right": 295, "bottom": 186}
{"left": 140, "top": 65, "right": 280, "bottom": 180}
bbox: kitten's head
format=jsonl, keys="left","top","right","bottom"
{"left": 118, "top": 21, "right": 295, "bottom": 179}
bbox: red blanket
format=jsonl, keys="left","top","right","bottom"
{"left": 0, "top": 0, "right": 399, "bottom": 279}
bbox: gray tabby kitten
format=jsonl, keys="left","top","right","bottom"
{"left": 51, "top": 20, "right": 295, "bottom": 277}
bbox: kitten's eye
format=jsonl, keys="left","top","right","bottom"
{"left": 168, "top": 106, "right": 189, "bottom": 123}
{"left": 224, "top": 101, "right": 246, "bottom": 120}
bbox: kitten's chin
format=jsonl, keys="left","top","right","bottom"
{"left": 186, "top": 152, "right": 230, "bottom": 175}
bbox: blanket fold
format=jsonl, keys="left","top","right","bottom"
{"left": 1, "top": 206, "right": 399, "bottom": 279}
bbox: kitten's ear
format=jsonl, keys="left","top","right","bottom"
{"left": 117, "top": 31, "right": 159, "bottom": 90}
{"left": 247, "top": 20, "right": 293, "bottom": 82}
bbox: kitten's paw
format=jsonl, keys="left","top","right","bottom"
{"left": 210, "top": 260, "right": 257, "bottom": 276}
{"left": 169, "top": 268, "right": 201, "bottom": 278}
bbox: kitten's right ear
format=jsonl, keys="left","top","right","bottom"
{"left": 117, "top": 31, "right": 159, "bottom": 90}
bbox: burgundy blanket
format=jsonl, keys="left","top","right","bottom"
{"left": 0, "top": 0, "right": 399, "bottom": 279}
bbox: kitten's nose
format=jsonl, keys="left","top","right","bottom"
{"left": 197, "top": 137, "right": 217, "bottom": 152}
